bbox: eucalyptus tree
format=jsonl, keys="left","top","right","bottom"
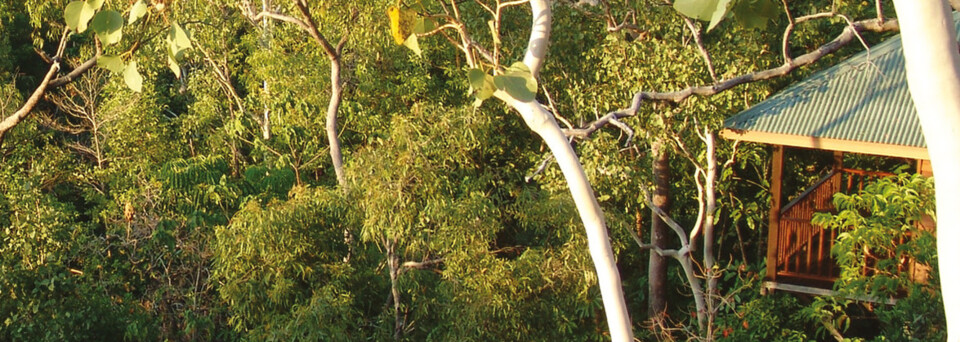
{"left": 891, "top": 0, "right": 960, "bottom": 336}
{"left": 238, "top": 0, "right": 357, "bottom": 188}
{"left": 392, "top": 1, "right": 634, "bottom": 339}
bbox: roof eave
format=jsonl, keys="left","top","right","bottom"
{"left": 720, "top": 128, "right": 929, "bottom": 160}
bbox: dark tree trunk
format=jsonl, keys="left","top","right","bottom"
{"left": 648, "top": 140, "right": 671, "bottom": 319}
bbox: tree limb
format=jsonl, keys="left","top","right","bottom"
{"left": 563, "top": 18, "right": 899, "bottom": 140}
{"left": 0, "top": 61, "right": 60, "bottom": 146}
{"left": 683, "top": 18, "right": 717, "bottom": 82}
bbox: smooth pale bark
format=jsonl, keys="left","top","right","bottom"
{"left": 501, "top": 97, "right": 634, "bottom": 342}
{"left": 326, "top": 59, "right": 346, "bottom": 188}
{"left": 0, "top": 62, "right": 60, "bottom": 146}
{"left": 497, "top": 1, "right": 633, "bottom": 340}
{"left": 891, "top": 0, "right": 960, "bottom": 338}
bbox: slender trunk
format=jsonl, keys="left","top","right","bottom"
{"left": 327, "top": 59, "right": 346, "bottom": 188}
{"left": 505, "top": 99, "right": 634, "bottom": 341}
{"left": 503, "top": 2, "right": 633, "bottom": 340}
{"left": 261, "top": 0, "right": 271, "bottom": 140}
{"left": 648, "top": 139, "right": 670, "bottom": 319}
{"left": 892, "top": 0, "right": 960, "bottom": 337}
{"left": 678, "top": 254, "right": 707, "bottom": 332}
{"left": 702, "top": 131, "right": 718, "bottom": 342}
{"left": 386, "top": 238, "right": 403, "bottom": 340}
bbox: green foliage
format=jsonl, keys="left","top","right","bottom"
{"left": 127, "top": 0, "right": 147, "bottom": 24}
{"left": 468, "top": 68, "right": 495, "bottom": 101}
{"left": 212, "top": 187, "right": 358, "bottom": 337}
{"left": 89, "top": 10, "right": 123, "bottom": 45}
{"left": 122, "top": 60, "right": 143, "bottom": 92}
{"left": 96, "top": 55, "right": 124, "bottom": 73}
{"left": 64, "top": 0, "right": 99, "bottom": 33}
{"left": 0, "top": 1, "right": 921, "bottom": 340}
{"left": 811, "top": 174, "right": 944, "bottom": 341}
{"left": 716, "top": 292, "right": 809, "bottom": 341}
{"left": 493, "top": 62, "right": 538, "bottom": 102}
{"left": 812, "top": 174, "right": 937, "bottom": 299}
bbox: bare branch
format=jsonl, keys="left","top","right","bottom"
{"left": 50, "top": 56, "right": 99, "bottom": 88}
{"left": 401, "top": 258, "right": 443, "bottom": 269}
{"left": 0, "top": 61, "right": 60, "bottom": 145}
{"left": 417, "top": 22, "right": 460, "bottom": 38}
{"left": 638, "top": 185, "right": 690, "bottom": 248}
{"left": 252, "top": 11, "right": 310, "bottom": 31}
{"left": 608, "top": 118, "right": 634, "bottom": 147}
{"left": 722, "top": 140, "right": 740, "bottom": 170}
{"left": 564, "top": 17, "right": 899, "bottom": 140}
{"left": 472, "top": 0, "right": 496, "bottom": 16}
{"left": 781, "top": 0, "right": 796, "bottom": 63}
{"left": 642, "top": 18, "right": 897, "bottom": 102}
{"left": 525, "top": 153, "right": 554, "bottom": 182}
{"left": 683, "top": 18, "right": 717, "bottom": 82}
{"left": 541, "top": 84, "right": 572, "bottom": 129}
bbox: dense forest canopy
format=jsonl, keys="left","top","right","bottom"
{"left": 0, "top": 0, "right": 951, "bottom": 340}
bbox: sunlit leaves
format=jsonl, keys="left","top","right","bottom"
{"left": 674, "top": 0, "right": 780, "bottom": 31}
{"left": 166, "top": 22, "right": 192, "bottom": 78}
{"left": 673, "top": 0, "right": 722, "bottom": 22}
{"left": 731, "top": 0, "right": 779, "bottom": 30}
{"left": 707, "top": 0, "right": 732, "bottom": 31}
{"left": 167, "top": 22, "right": 192, "bottom": 58}
{"left": 123, "top": 60, "right": 143, "bottom": 92}
{"left": 128, "top": 0, "right": 148, "bottom": 24}
{"left": 86, "top": 0, "right": 104, "bottom": 10}
{"left": 465, "top": 63, "right": 538, "bottom": 103}
{"left": 493, "top": 62, "right": 538, "bottom": 102}
{"left": 388, "top": 5, "right": 427, "bottom": 56}
{"left": 96, "top": 55, "right": 125, "bottom": 73}
{"left": 468, "top": 68, "right": 495, "bottom": 102}
{"left": 90, "top": 10, "right": 123, "bottom": 45}
{"left": 64, "top": 0, "right": 97, "bottom": 32}
{"left": 387, "top": 6, "right": 417, "bottom": 45}
{"left": 403, "top": 34, "right": 421, "bottom": 57}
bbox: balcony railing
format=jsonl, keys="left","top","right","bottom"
{"left": 771, "top": 168, "right": 893, "bottom": 286}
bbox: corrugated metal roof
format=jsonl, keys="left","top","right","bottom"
{"left": 724, "top": 19, "right": 960, "bottom": 149}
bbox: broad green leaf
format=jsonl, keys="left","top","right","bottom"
{"left": 494, "top": 62, "right": 538, "bottom": 102}
{"left": 86, "top": 0, "right": 104, "bottom": 11}
{"left": 97, "top": 55, "right": 125, "bottom": 73}
{"left": 402, "top": 34, "right": 421, "bottom": 57}
{"left": 412, "top": 17, "right": 435, "bottom": 35}
{"left": 90, "top": 10, "right": 123, "bottom": 45}
{"left": 168, "top": 54, "right": 181, "bottom": 78}
{"left": 64, "top": 0, "right": 96, "bottom": 33}
{"left": 731, "top": 0, "right": 778, "bottom": 30}
{"left": 468, "top": 69, "right": 486, "bottom": 89}
{"left": 128, "top": 0, "right": 148, "bottom": 24}
{"left": 123, "top": 61, "right": 143, "bottom": 92}
{"left": 673, "top": 0, "right": 719, "bottom": 21}
{"left": 467, "top": 69, "right": 495, "bottom": 101}
{"left": 707, "top": 0, "right": 732, "bottom": 31}
{"left": 505, "top": 62, "right": 534, "bottom": 77}
{"left": 167, "top": 22, "right": 192, "bottom": 59}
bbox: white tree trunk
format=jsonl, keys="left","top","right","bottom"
{"left": 498, "top": 2, "right": 633, "bottom": 340}
{"left": 891, "top": 0, "right": 960, "bottom": 338}
{"left": 503, "top": 98, "right": 634, "bottom": 342}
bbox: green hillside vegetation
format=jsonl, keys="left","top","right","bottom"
{"left": 0, "top": 0, "right": 943, "bottom": 341}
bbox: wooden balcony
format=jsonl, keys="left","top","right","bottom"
{"left": 766, "top": 162, "right": 893, "bottom": 289}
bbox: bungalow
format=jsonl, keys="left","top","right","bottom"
{"left": 720, "top": 24, "right": 942, "bottom": 296}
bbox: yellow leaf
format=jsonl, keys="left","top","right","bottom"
{"left": 387, "top": 6, "right": 417, "bottom": 45}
